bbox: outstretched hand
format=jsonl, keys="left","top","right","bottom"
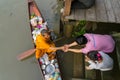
{"left": 49, "top": 44, "right": 70, "bottom": 52}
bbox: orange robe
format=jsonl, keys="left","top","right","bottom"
{"left": 35, "top": 34, "right": 56, "bottom": 60}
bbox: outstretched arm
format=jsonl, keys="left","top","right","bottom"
{"left": 63, "top": 41, "right": 78, "bottom": 51}
{"left": 50, "top": 46, "right": 64, "bottom": 51}
{"left": 50, "top": 42, "right": 78, "bottom": 52}
{"left": 67, "top": 41, "right": 78, "bottom": 47}
{"left": 66, "top": 48, "right": 82, "bottom": 53}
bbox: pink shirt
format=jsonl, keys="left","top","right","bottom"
{"left": 81, "top": 33, "right": 115, "bottom": 54}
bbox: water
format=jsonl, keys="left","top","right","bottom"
{"left": 35, "top": 0, "right": 62, "bottom": 34}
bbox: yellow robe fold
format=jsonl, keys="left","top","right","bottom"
{"left": 35, "top": 34, "right": 56, "bottom": 60}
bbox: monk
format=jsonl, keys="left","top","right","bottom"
{"left": 35, "top": 29, "right": 62, "bottom": 60}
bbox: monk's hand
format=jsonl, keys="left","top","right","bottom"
{"left": 50, "top": 47, "right": 63, "bottom": 51}
{"left": 50, "top": 47, "right": 57, "bottom": 51}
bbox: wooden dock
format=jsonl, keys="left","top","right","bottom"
{"left": 63, "top": 0, "right": 120, "bottom": 24}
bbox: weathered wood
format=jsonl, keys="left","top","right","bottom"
{"left": 73, "top": 52, "right": 84, "bottom": 78}
{"left": 92, "top": 22, "right": 97, "bottom": 31}
{"left": 111, "top": 0, "right": 120, "bottom": 23}
{"left": 65, "top": 9, "right": 75, "bottom": 20}
{"left": 74, "top": 9, "right": 85, "bottom": 20}
{"left": 112, "top": 34, "right": 120, "bottom": 70}
{"left": 63, "top": 0, "right": 72, "bottom": 16}
{"left": 95, "top": 0, "right": 108, "bottom": 22}
{"left": 85, "top": 61, "right": 97, "bottom": 80}
{"left": 104, "top": 0, "right": 116, "bottom": 22}
{"left": 101, "top": 71, "right": 114, "bottom": 80}
{"left": 85, "top": 6, "right": 96, "bottom": 22}
{"left": 116, "top": 38, "right": 120, "bottom": 70}
{"left": 64, "top": 0, "right": 120, "bottom": 24}
{"left": 64, "top": 23, "right": 73, "bottom": 37}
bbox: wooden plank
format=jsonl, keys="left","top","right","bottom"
{"left": 104, "top": 0, "right": 116, "bottom": 22}
{"left": 73, "top": 50, "right": 84, "bottom": 78}
{"left": 112, "top": 34, "right": 120, "bottom": 70}
{"left": 101, "top": 71, "right": 114, "bottom": 80}
{"left": 85, "top": 63, "right": 97, "bottom": 80}
{"left": 65, "top": 9, "right": 75, "bottom": 20}
{"left": 63, "top": 0, "right": 72, "bottom": 16}
{"left": 74, "top": 9, "right": 85, "bottom": 21}
{"left": 95, "top": 0, "right": 108, "bottom": 22}
{"left": 116, "top": 38, "right": 120, "bottom": 70}
{"left": 85, "top": 6, "right": 96, "bottom": 22}
{"left": 64, "top": 0, "right": 120, "bottom": 24}
{"left": 111, "top": 0, "right": 120, "bottom": 23}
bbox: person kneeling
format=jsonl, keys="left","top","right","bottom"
{"left": 85, "top": 51, "right": 113, "bottom": 71}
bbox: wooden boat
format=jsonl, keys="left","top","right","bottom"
{"left": 17, "top": 0, "right": 62, "bottom": 80}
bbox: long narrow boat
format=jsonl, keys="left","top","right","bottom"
{"left": 18, "top": 0, "right": 62, "bottom": 80}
